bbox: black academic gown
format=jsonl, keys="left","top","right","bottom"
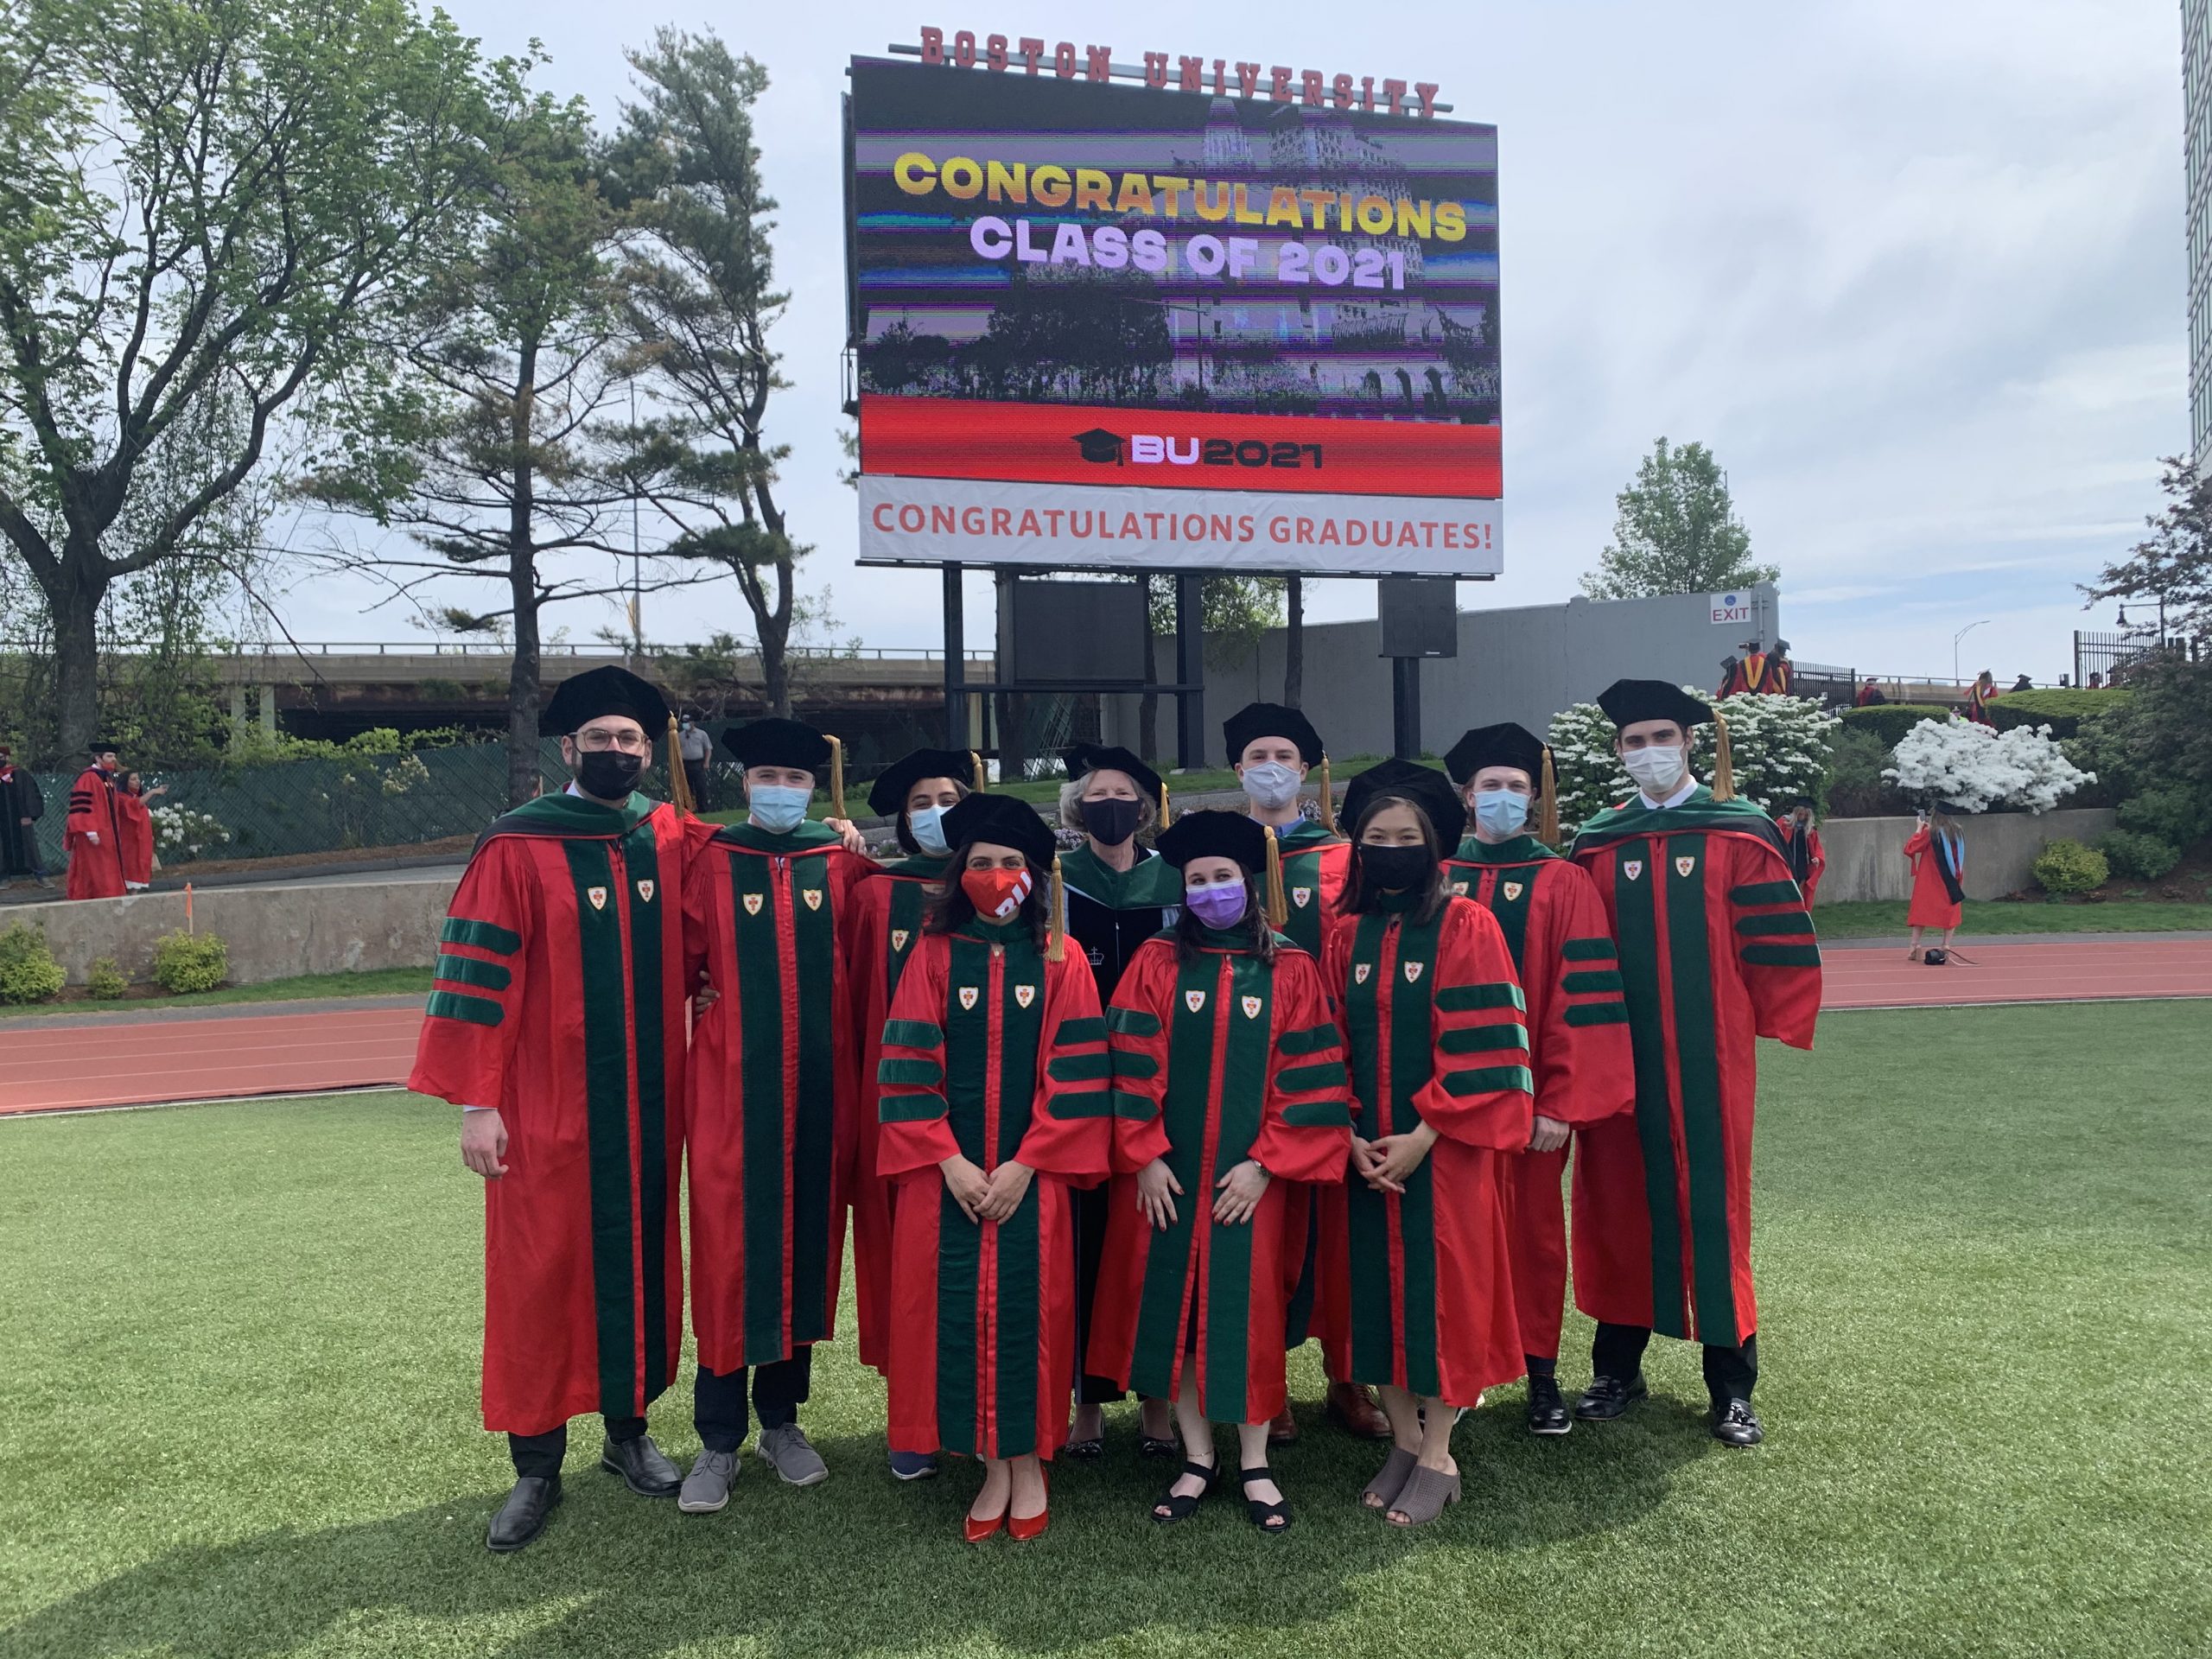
{"left": 2, "top": 766, "right": 46, "bottom": 876}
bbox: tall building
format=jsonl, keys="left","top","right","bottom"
{"left": 2189, "top": 0, "right": 2212, "bottom": 464}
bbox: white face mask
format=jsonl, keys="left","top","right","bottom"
{"left": 1621, "top": 744, "right": 1688, "bottom": 795}
{"left": 1240, "top": 760, "right": 1301, "bottom": 810}
{"left": 909, "top": 804, "right": 951, "bottom": 856}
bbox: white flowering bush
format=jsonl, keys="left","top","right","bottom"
{"left": 1548, "top": 690, "right": 1840, "bottom": 836}
{"left": 1885, "top": 716, "right": 2094, "bottom": 815}
{"left": 151, "top": 804, "right": 232, "bottom": 859}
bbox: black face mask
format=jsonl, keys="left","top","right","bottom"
{"left": 1358, "top": 842, "right": 1434, "bottom": 893}
{"left": 575, "top": 750, "right": 645, "bottom": 800}
{"left": 1084, "top": 797, "right": 1143, "bottom": 847}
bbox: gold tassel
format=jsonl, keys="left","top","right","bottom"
{"left": 1047, "top": 853, "right": 1065, "bottom": 962}
{"left": 827, "top": 734, "right": 847, "bottom": 819}
{"left": 666, "top": 715, "right": 696, "bottom": 817}
{"left": 1263, "top": 823, "right": 1288, "bottom": 929}
{"left": 1318, "top": 753, "right": 1335, "bottom": 832}
{"left": 969, "top": 749, "right": 987, "bottom": 793}
{"left": 1158, "top": 781, "right": 1172, "bottom": 829}
{"left": 1712, "top": 714, "right": 1736, "bottom": 802}
{"left": 1539, "top": 747, "right": 1559, "bottom": 848}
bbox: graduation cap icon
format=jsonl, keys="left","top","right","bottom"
{"left": 1070, "top": 428, "right": 1122, "bottom": 464}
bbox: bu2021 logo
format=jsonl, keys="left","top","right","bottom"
{"left": 1073, "top": 429, "right": 1323, "bottom": 471}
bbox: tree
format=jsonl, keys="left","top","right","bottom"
{"left": 2082, "top": 454, "right": 2212, "bottom": 646}
{"left": 1580, "top": 437, "right": 1777, "bottom": 601}
{"left": 0, "top": 0, "right": 486, "bottom": 756}
{"left": 299, "top": 60, "right": 694, "bottom": 806}
{"left": 607, "top": 29, "right": 809, "bottom": 718}
{"left": 1137, "top": 575, "right": 1286, "bottom": 760}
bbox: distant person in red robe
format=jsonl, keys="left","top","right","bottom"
{"left": 1088, "top": 810, "right": 1353, "bottom": 1535}
{"left": 1567, "top": 681, "right": 1822, "bottom": 1449}
{"left": 64, "top": 742, "right": 126, "bottom": 900}
{"left": 874, "top": 791, "right": 1109, "bottom": 1542}
{"left": 1904, "top": 807, "right": 1967, "bottom": 959}
{"left": 1317, "top": 760, "right": 1533, "bottom": 1528}
{"left": 1855, "top": 677, "right": 1886, "bottom": 706}
{"left": 1442, "top": 724, "right": 1636, "bottom": 1436}
{"left": 1775, "top": 798, "right": 1826, "bottom": 906}
{"left": 409, "top": 665, "right": 703, "bottom": 1554}
{"left": 113, "top": 770, "right": 163, "bottom": 890}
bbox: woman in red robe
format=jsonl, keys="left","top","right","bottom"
{"left": 114, "top": 771, "right": 162, "bottom": 889}
{"left": 1904, "top": 808, "right": 1966, "bottom": 957}
{"left": 1319, "top": 761, "right": 1534, "bottom": 1527}
{"left": 1087, "top": 810, "right": 1353, "bottom": 1535}
{"left": 874, "top": 792, "right": 1109, "bottom": 1543}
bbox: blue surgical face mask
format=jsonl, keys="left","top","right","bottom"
{"left": 1474, "top": 789, "right": 1529, "bottom": 837}
{"left": 909, "top": 804, "right": 951, "bottom": 856}
{"left": 748, "top": 784, "right": 810, "bottom": 834}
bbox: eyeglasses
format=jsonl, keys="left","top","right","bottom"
{"left": 573, "top": 729, "right": 652, "bottom": 754}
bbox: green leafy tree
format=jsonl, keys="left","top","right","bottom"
{"left": 1580, "top": 437, "right": 1777, "bottom": 601}
{"left": 2082, "top": 454, "right": 2212, "bottom": 645}
{"left": 1138, "top": 575, "right": 1286, "bottom": 760}
{"left": 0, "top": 0, "right": 486, "bottom": 758}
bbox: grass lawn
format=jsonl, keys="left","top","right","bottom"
{"left": 3, "top": 1002, "right": 2207, "bottom": 1657}
{"left": 0, "top": 965, "right": 433, "bottom": 1020}
{"left": 1813, "top": 899, "right": 2212, "bottom": 938}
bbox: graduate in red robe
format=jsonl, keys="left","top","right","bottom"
{"left": 1775, "top": 798, "right": 1827, "bottom": 906}
{"left": 1443, "top": 724, "right": 1636, "bottom": 1436}
{"left": 844, "top": 748, "right": 974, "bottom": 1397}
{"left": 1088, "top": 810, "right": 1353, "bottom": 1535}
{"left": 1567, "top": 681, "right": 1821, "bottom": 1448}
{"left": 1965, "top": 671, "right": 1998, "bottom": 726}
{"left": 1904, "top": 807, "right": 1967, "bottom": 957}
{"left": 114, "top": 771, "right": 158, "bottom": 889}
{"left": 1221, "top": 701, "right": 1379, "bottom": 1443}
{"left": 679, "top": 715, "right": 870, "bottom": 1509}
{"left": 63, "top": 743, "right": 126, "bottom": 900}
{"left": 1315, "top": 761, "right": 1533, "bottom": 1528}
{"left": 875, "top": 791, "right": 1110, "bottom": 1542}
{"left": 408, "top": 666, "right": 700, "bottom": 1553}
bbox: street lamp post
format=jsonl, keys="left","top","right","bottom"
{"left": 1952, "top": 619, "right": 1990, "bottom": 687}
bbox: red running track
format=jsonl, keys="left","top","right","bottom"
{"left": 1820, "top": 938, "right": 2212, "bottom": 1010}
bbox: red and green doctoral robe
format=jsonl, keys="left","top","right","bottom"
{"left": 842, "top": 852, "right": 953, "bottom": 1374}
{"left": 683, "top": 820, "right": 870, "bottom": 1376}
{"left": 1446, "top": 835, "right": 1637, "bottom": 1362}
{"left": 1087, "top": 931, "right": 1353, "bottom": 1423}
{"left": 1317, "top": 896, "right": 1534, "bottom": 1406}
{"left": 64, "top": 767, "right": 125, "bottom": 900}
{"left": 1268, "top": 817, "right": 1351, "bottom": 1346}
{"left": 875, "top": 919, "right": 1109, "bottom": 1459}
{"left": 408, "top": 791, "right": 697, "bottom": 1435}
{"left": 1569, "top": 790, "right": 1821, "bottom": 1348}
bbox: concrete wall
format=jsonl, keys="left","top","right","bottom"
{"left": 1812, "top": 810, "right": 2116, "bottom": 906}
{"left": 1102, "top": 584, "right": 1782, "bottom": 765}
{"left": 13, "top": 874, "right": 459, "bottom": 985}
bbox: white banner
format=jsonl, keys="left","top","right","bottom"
{"left": 857, "top": 476, "right": 1503, "bottom": 577}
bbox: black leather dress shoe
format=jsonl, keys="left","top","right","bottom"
{"left": 486, "top": 1475, "right": 561, "bottom": 1553}
{"left": 1712, "top": 1398, "right": 1764, "bottom": 1446}
{"left": 601, "top": 1432, "right": 682, "bottom": 1496}
{"left": 1526, "top": 1374, "right": 1572, "bottom": 1436}
{"left": 1573, "top": 1372, "right": 1649, "bottom": 1421}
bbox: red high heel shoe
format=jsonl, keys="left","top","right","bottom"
{"left": 1008, "top": 1469, "right": 1050, "bottom": 1541}
{"left": 964, "top": 1503, "right": 1007, "bottom": 1544}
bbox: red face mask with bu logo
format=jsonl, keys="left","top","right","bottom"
{"left": 961, "top": 866, "right": 1033, "bottom": 920}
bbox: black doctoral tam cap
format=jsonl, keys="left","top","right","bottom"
{"left": 542, "top": 666, "right": 671, "bottom": 736}
{"left": 1595, "top": 679, "right": 1713, "bottom": 732}
{"left": 1061, "top": 741, "right": 1163, "bottom": 804}
{"left": 1154, "top": 809, "right": 1267, "bottom": 874}
{"left": 721, "top": 716, "right": 830, "bottom": 772}
{"left": 1071, "top": 428, "right": 1122, "bottom": 463}
{"left": 1341, "top": 759, "right": 1465, "bottom": 845}
{"left": 1444, "top": 723, "right": 1548, "bottom": 787}
{"left": 1222, "top": 702, "right": 1324, "bottom": 766}
{"left": 941, "top": 791, "right": 1057, "bottom": 868}
{"left": 88, "top": 739, "right": 121, "bottom": 755}
{"left": 868, "top": 747, "right": 978, "bottom": 817}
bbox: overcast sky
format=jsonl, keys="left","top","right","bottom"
{"left": 270, "top": 0, "right": 2188, "bottom": 685}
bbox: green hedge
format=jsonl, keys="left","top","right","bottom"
{"left": 1838, "top": 705, "right": 1941, "bottom": 747}
{"left": 1986, "top": 688, "right": 2130, "bottom": 738}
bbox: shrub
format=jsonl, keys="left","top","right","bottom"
{"left": 86, "top": 957, "right": 129, "bottom": 1000}
{"left": 1985, "top": 687, "right": 2130, "bottom": 739}
{"left": 2032, "top": 838, "right": 2108, "bottom": 895}
{"left": 1838, "top": 704, "right": 1936, "bottom": 747}
{"left": 2113, "top": 784, "right": 2212, "bottom": 850}
{"left": 2096, "top": 830, "right": 2182, "bottom": 881}
{"left": 1824, "top": 728, "right": 1912, "bottom": 818}
{"left": 0, "top": 921, "right": 67, "bottom": 1005}
{"left": 151, "top": 929, "right": 228, "bottom": 994}
{"left": 1886, "top": 717, "right": 2096, "bottom": 814}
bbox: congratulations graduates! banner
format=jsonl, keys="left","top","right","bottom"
{"left": 846, "top": 53, "right": 1502, "bottom": 576}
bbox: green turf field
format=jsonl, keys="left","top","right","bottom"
{"left": 3, "top": 1002, "right": 2208, "bottom": 1658}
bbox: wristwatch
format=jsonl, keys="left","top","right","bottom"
{"left": 1248, "top": 1157, "right": 1269, "bottom": 1179}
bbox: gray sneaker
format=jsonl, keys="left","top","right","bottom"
{"left": 755, "top": 1422, "right": 829, "bottom": 1486}
{"left": 678, "top": 1448, "right": 740, "bottom": 1513}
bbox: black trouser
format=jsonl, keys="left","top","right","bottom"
{"left": 683, "top": 760, "right": 709, "bottom": 810}
{"left": 508, "top": 1413, "right": 645, "bottom": 1479}
{"left": 694, "top": 1349, "right": 812, "bottom": 1453}
{"left": 1071, "top": 1182, "right": 1123, "bottom": 1406}
{"left": 1592, "top": 1321, "right": 1758, "bottom": 1403}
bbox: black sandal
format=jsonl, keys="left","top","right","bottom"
{"left": 1149, "top": 1457, "right": 1219, "bottom": 1524}
{"left": 1241, "top": 1464, "right": 1292, "bottom": 1535}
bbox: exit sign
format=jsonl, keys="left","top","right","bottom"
{"left": 1709, "top": 592, "right": 1757, "bottom": 626}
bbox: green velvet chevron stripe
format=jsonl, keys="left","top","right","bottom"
{"left": 1108, "top": 1006, "right": 1162, "bottom": 1038}
{"left": 1564, "top": 1002, "right": 1630, "bottom": 1027}
{"left": 441, "top": 916, "right": 520, "bottom": 956}
{"left": 1731, "top": 879, "right": 1802, "bottom": 906}
{"left": 1742, "top": 943, "right": 1822, "bottom": 968}
{"left": 1440, "top": 1021, "right": 1529, "bottom": 1054}
{"left": 1434, "top": 981, "right": 1525, "bottom": 1013}
{"left": 1441, "top": 1063, "right": 1534, "bottom": 1096}
{"left": 882, "top": 1019, "right": 944, "bottom": 1049}
{"left": 1736, "top": 911, "right": 1816, "bottom": 937}
{"left": 1562, "top": 937, "right": 1618, "bottom": 960}
{"left": 424, "top": 989, "right": 502, "bottom": 1027}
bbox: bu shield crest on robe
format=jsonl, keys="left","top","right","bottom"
{"left": 1015, "top": 984, "right": 1036, "bottom": 1007}
{"left": 1624, "top": 861, "right": 1644, "bottom": 881}
{"left": 1185, "top": 989, "right": 1206, "bottom": 1012}
{"left": 1675, "top": 855, "right": 1696, "bottom": 877}
{"left": 636, "top": 879, "right": 655, "bottom": 902}
{"left": 743, "top": 893, "right": 764, "bottom": 915}
{"left": 587, "top": 886, "right": 607, "bottom": 910}
{"left": 959, "top": 986, "right": 979, "bottom": 1010}
{"left": 1503, "top": 881, "right": 1522, "bottom": 901}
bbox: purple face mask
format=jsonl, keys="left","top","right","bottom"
{"left": 1185, "top": 880, "right": 1249, "bottom": 929}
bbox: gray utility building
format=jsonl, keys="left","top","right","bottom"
{"left": 1103, "top": 584, "right": 1784, "bottom": 767}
